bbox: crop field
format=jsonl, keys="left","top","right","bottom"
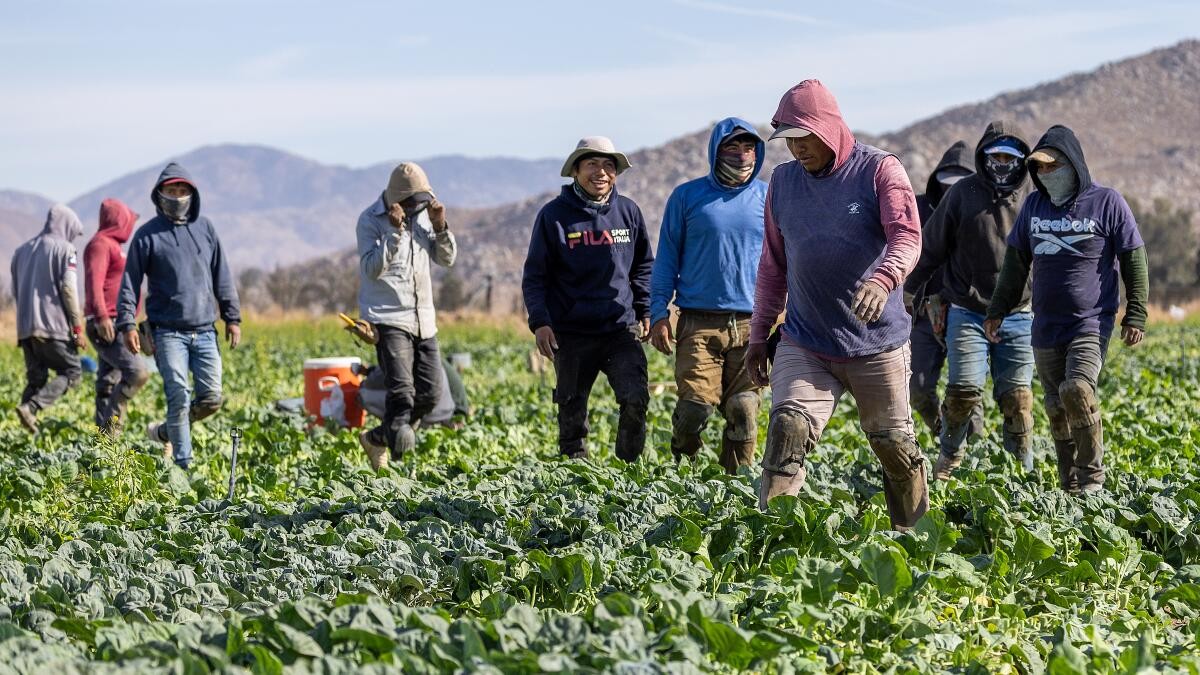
{"left": 0, "top": 318, "right": 1198, "bottom": 673}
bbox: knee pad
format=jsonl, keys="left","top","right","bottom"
{"left": 1044, "top": 399, "right": 1072, "bottom": 441}
{"left": 942, "top": 385, "right": 983, "bottom": 424}
{"left": 1058, "top": 378, "right": 1100, "bottom": 428}
{"left": 190, "top": 396, "right": 223, "bottom": 422}
{"left": 867, "top": 430, "right": 925, "bottom": 482}
{"left": 722, "top": 392, "right": 759, "bottom": 442}
{"left": 131, "top": 368, "right": 152, "bottom": 389}
{"left": 761, "top": 407, "right": 814, "bottom": 477}
{"left": 999, "top": 386, "right": 1034, "bottom": 435}
{"left": 672, "top": 399, "right": 713, "bottom": 435}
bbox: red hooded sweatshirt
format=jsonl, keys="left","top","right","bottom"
{"left": 84, "top": 199, "right": 138, "bottom": 320}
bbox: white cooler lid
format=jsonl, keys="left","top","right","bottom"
{"left": 304, "top": 356, "right": 362, "bottom": 369}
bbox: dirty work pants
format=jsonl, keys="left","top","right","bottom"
{"left": 763, "top": 340, "right": 928, "bottom": 529}
{"left": 20, "top": 337, "right": 82, "bottom": 412}
{"left": 369, "top": 325, "right": 442, "bottom": 453}
{"left": 673, "top": 309, "right": 760, "bottom": 471}
{"left": 1034, "top": 333, "right": 1108, "bottom": 490}
{"left": 87, "top": 319, "right": 148, "bottom": 430}
{"left": 554, "top": 329, "right": 648, "bottom": 461}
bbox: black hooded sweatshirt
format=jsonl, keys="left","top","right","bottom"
{"left": 116, "top": 163, "right": 241, "bottom": 333}
{"left": 912, "top": 140, "right": 974, "bottom": 303}
{"left": 905, "top": 121, "right": 1033, "bottom": 315}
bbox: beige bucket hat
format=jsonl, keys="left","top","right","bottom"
{"left": 384, "top": 162, "right": 436, "bottom": 207}
{"left": 560, "top": 136, "right": 631, "bottom": 177}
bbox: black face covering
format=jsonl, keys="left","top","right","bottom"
{"left": 984, "top": 155, "right": 1022, "bottom": 189}
{"left": 403, "top": 198, "right": 431, "bottom": 219}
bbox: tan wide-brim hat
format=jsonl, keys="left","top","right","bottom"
{"left": 560, "top": 136, "right": 631, "bottom": 177}
{"left": 384, "top": 162, "right": 436, "bottom": 206}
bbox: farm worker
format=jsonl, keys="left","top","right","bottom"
{"left": 84, "top": 198, "right": 149, "bottom": 433}
{"left": 355, "top": 162, "right": 456, "bottom": 471}
{"left": 747, "top": 80, "right": 928, "bottom": 530}
{"left": 522, "top": 136, "right": 655, "bottom": 461}
{"left": 648, "top": 118, "right": 767, "bottom": 473}
{"left": 117, "top": 163, "right": 242, "bottom": 469}
{"left": 904, "top": 122, "right": 1037, "bottom": 480}
{"left": 986, "top": 125, "right": 1148, "bottom": 494}
{"left": 906, "top": 140, "right": 976, "bottom": 439}
{"left": 10, "top": 203, "right": 86, "bottom": 434}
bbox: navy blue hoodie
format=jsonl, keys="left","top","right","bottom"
{"left": 522, "top": 184, "right": 654, "bottom": 335}
{"left": 116, "top": 163, "right": 241, "bottom": 332}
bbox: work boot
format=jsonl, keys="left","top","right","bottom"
{"left": 147, "top": 421, "right": 173, "bottom": 460}
{"left": 359, "top": 430, "right": 388, "bottom": 471}
{"left": 15, "top": 403, "right": 38, "bottom": 435}
{"left": 933, "top": 451, "right": 962, "bottom": 481}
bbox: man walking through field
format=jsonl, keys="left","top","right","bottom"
{"left": 649, "top": 118, "right": 767, "bottom": 473}
{"left": 84, "top": 198, "right": 149, "bottom": 434}
{"left": 747, "top": 80, "right": 927, "bottom": 530}
{"left": 356, "top": 162, "right": 456, "bottom": 471}
{"left": 118, "top": 163, "right": 242, "bottom": 469}
{"left": 10, "top": 203, "right": 86, "bottom": 434}
{"left": 905, "top": 122, "right": 1037, "bottom": 479}
{"left": 986, "top": 125, "right": 1149, "bottom": 494}
{"left": 522, "top": 136, "right": 654, "bottom": 462}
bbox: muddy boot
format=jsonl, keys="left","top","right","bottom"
{"left": 1060, "top": 379, "right": 1105, "bottom": 491}
{"left": 718, "top": 392, "right": 758, "bottom": 473}
{"left": 999, "top": 386, "right": 1035, "bottom": 472}
{"left": 868, "top": 430, "right": 929, "bottom": 530}
{"left": 359, "top": 430, "right": 388, "bottom": 471}
{"left": 936, "top": 385, "right": 982, "bottom": 480}
{"left": 671, "top": 399, "right": 712, "bottom": 463}
{"left": 757, "top": 407, "right": 815, "bottom": 510}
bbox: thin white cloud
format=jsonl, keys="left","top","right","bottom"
{"left": 640, "top": 25, "right": 712, "bottom": 50}
{"left": 236, "top": 46, "right": 308, "bottom": 79}
{"left": 672, "top": 0, "right": 827, "bottom": 24}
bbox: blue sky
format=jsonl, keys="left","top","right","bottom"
{"left": 2, "top": 0, "right": 1197, "bottom": 199}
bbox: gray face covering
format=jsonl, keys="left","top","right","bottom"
{"left": 1039, "top": 165, "right": 1078, "bottom": 206}
{"left": 159, "top": 192, "right": 192, "bottom": 223}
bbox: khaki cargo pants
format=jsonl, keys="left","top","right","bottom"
{"left": 673, "top": 310, "right": 761, "bottom": 471}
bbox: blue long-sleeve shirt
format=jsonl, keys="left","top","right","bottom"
{"left": 522, "top": 185, "right": 654, "bottom": 335}
{"left": 649, "top": 117, "right": 767, "bottom": 324}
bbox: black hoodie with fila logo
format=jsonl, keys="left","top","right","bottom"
{"left": 522, "top": 184, "right": 654, "bottom": 335}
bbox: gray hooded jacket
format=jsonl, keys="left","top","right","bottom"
{"left": 10, "top": 204, "right": 84, "bottom": 341}
{"left": 356, "top": 195, "right": 457, "bottom": 338}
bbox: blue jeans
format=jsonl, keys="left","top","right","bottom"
{"left": 153, "top": 328, "right": 223, "bottom": 467}
{"left": 941, "top": 306, "right": 1033, "bottom": 458}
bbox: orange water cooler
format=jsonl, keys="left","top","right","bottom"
{"left": 303, "top": 357, "right": 367, "bottom": 428}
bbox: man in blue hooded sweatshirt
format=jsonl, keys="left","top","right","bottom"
{"left": 117, "top": 163, "right": 241, "bottom": 469}
{"left": 649, "top": 118, "right": 766, "bottom": 473}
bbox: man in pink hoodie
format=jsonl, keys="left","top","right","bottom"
{"left": 84, "top": 198, "right": 149, "bottom": 433}
{"left": 747, "top": 80, "right": 927, "bottom": 530}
